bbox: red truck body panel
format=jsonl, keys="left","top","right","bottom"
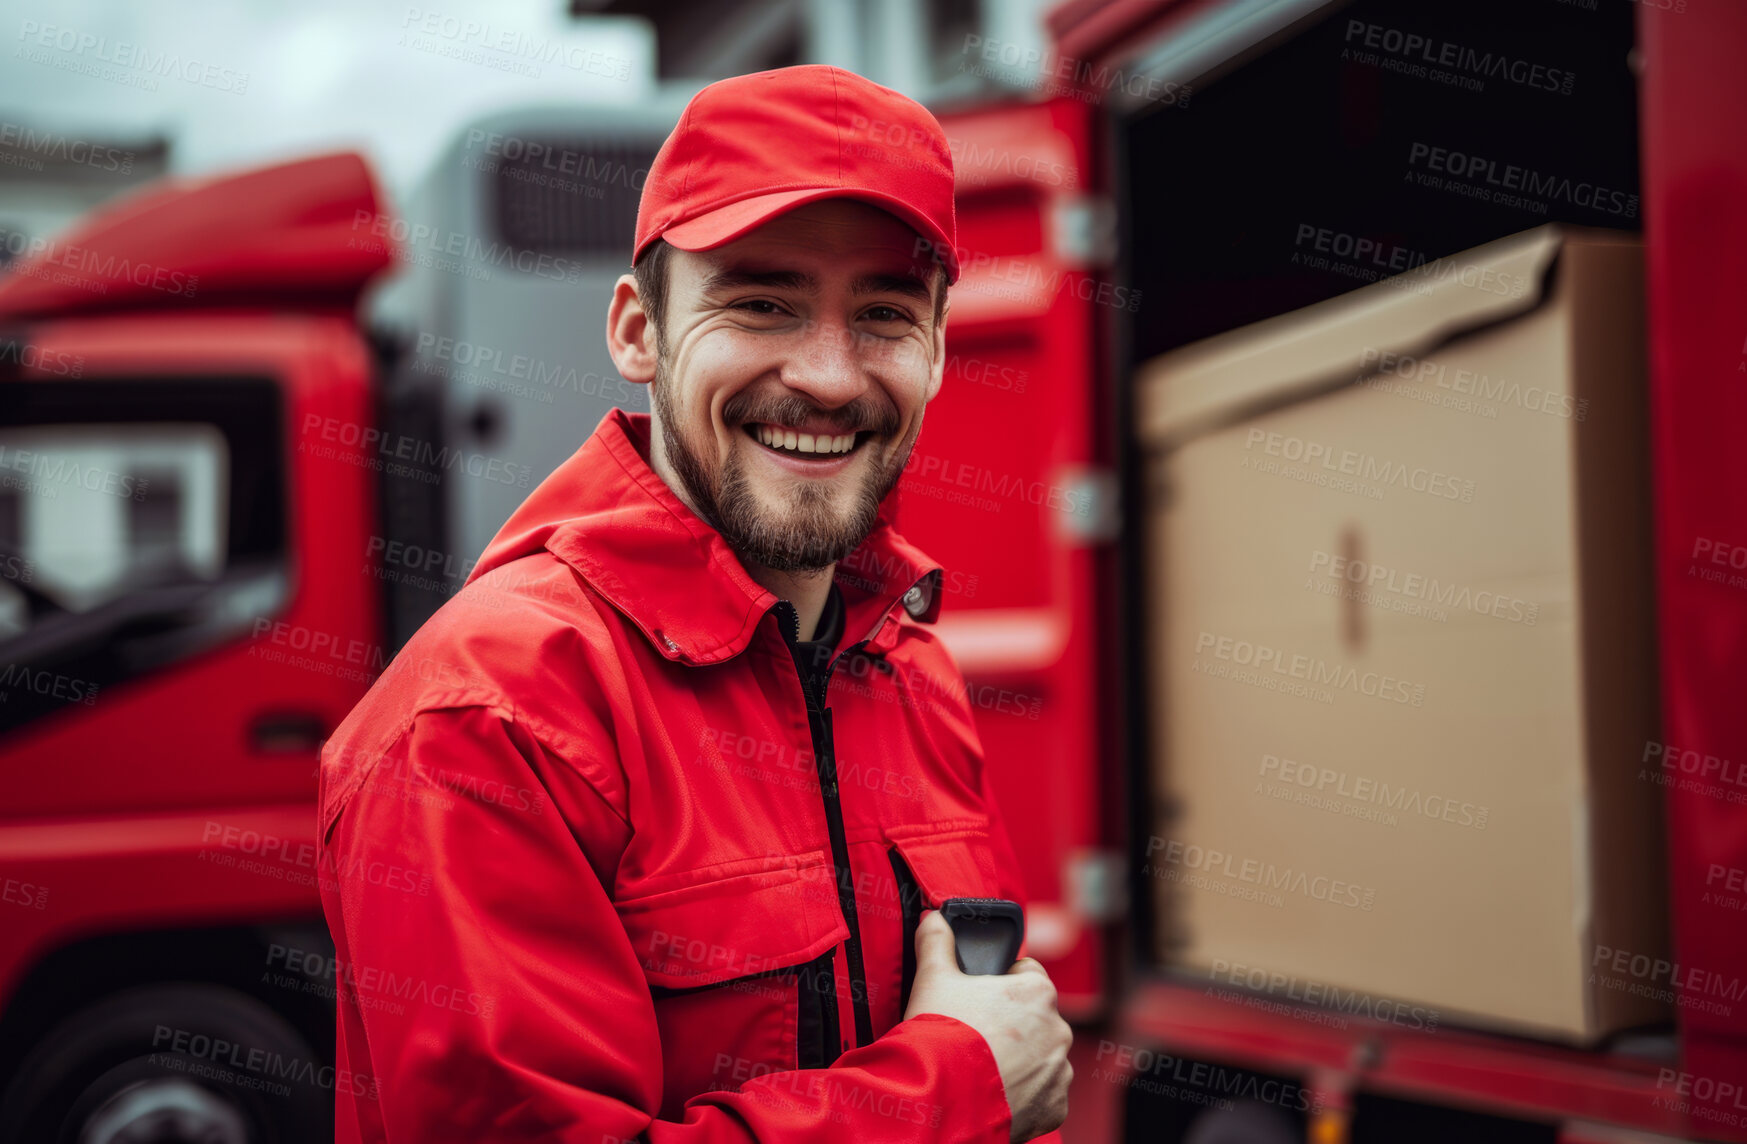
{"left": 904, "top": 95, "right": 1112, "bottom": 1020}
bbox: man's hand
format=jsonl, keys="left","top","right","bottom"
{"left": 903, "top": 909, "right": 1072, "bottom": 1141}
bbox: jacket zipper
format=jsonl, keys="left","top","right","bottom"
{"left": 776, "top": 601, "right": 875, "bottom": 1062}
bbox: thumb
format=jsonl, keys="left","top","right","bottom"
{"left": 914, "top": 909, "right": 960, "bottom": 976}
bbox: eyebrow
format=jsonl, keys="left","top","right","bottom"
{"left": 699, "top": 267, "right": 817, "bottom": 296}
{"left": 850, "top": 272, "right": 933, "bottom": 305}
{"left": 698, "top": 266, "right": 935, "bottom": 305}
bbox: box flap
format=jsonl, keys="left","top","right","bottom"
{"left": 1136, "top": 226, "right": 1564, "bottom": 448}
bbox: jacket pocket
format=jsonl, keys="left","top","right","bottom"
{"left": 885, "top": 828, "right": 1006, "bottom": 1016}
{"left": 885, "top": 825, "right": 1003, "bottom": 909}
{"left": 615, "top": 851, "right": 849, "bottom": 1117}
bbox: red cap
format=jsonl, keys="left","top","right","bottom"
{"left": 635, "top": 65, "right": 959, "bottom": 283}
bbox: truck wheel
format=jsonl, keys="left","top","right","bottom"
{"left": 0, "top": 983, "right": 331, "bottom": 1144}
{"left": 1183, "top": 1099, "right": 1301, "bottom": 1144}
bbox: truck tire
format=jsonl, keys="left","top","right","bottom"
{"left": 0, "top": 983, "right": 331, "bottom": 1144}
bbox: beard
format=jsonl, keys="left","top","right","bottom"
{"left": 651, "top": 359, "right": 912, "bottom": 574}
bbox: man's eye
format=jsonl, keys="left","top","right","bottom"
{"left": 863, "top": 306, "right": 911, "bottom": 324}
{"left": 733, "top": 299, "right": 788, "bottom": 316}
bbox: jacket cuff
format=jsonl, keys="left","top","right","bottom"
{"left": 863, "top": 1013, "right": 1012, "bottom": 1142}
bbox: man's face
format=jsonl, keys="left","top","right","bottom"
{"left": 638, "top": 200, "right": 946, "bottom": 573}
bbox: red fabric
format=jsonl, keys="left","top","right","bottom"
{"left": 634, "top": 65, "right": 961, "bottom": 282}
{"left": 316, "top": 408, "right": 1030, "bottom": 1141}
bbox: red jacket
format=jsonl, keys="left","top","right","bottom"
{"left": 316, "top": 408, "right": 1035, "bottom": 1141}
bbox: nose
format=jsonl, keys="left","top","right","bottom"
{"left": 779, "top": 317, "right": 871, "bottom": 411}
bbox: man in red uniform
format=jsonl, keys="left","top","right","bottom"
{"left": 317, "top": 65, "right": 1071, "bottom": 1141}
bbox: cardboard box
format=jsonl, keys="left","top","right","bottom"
{"left": 1136, "top": 226, "right": 1667, "bottom": 1042}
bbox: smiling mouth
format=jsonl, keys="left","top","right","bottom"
{"left": 744, "top": 423, "right": 869, "bottom": 458}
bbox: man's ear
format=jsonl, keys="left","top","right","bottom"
{"left": 923, "top": 298, "right": 949, "bottom": 404}
{"left": 607, "top": 273, "right": 658, "bottom": 385}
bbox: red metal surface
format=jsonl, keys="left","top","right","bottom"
{"left": 0, "top": 311, "right": 383, "bottom": 1005}
{"left": 1640, "top": 0, "right": 1747, "bottom": 1133}
{"left": 1044, "top": 0, "right": 1220, "bottom": 72}
{"left": 0, "top": 152, "right": 391, "bottom": 320}
{"left": 1120, "top": 979, "right": 1707, "bottom": 1137}
{"left": 899, "top": 96, "right": 1109, "bottom": 1017}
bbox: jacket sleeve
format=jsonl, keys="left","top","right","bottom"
{"left": 318, "top": 701, "right": 1013, "bottom": 1144}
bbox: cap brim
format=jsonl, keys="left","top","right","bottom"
{"left": 657, "top": 186, "right": 960, "bottom": 283}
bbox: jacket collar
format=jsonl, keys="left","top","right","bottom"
{"left": 475, "top": 409, "right": 943, "bottom": 666}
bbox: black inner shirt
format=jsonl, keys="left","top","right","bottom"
{"left": 784, "top": 582, "right": 845, "bottom": 701}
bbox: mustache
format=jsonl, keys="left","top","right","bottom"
{"left": 721, "top": 392, "right": 901, "bottom": 437}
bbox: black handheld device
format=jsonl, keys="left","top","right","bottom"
{"left": 940, "top": 898, "right": 1025, "bottom": 975}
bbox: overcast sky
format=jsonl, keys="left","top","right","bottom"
{"left": 2, "top": 0, "right": 655, "bottom": 198}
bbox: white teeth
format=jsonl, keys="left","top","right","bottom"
{"left": 751, "top": 424, "right": 858, "bottom": 455}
